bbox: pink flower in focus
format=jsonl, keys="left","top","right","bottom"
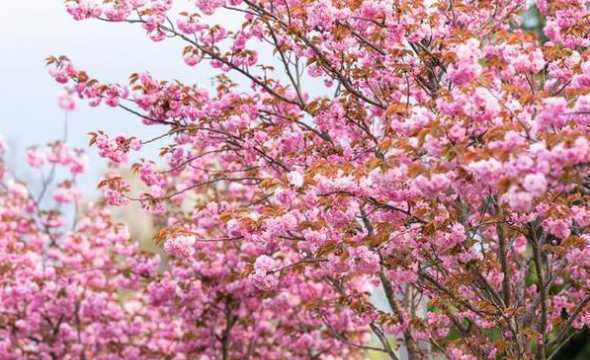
{"left": 163, "top": 235, "right": 196, "bottom": 258}
{"left": 252, "top": 255, "right": 279, "bottom": 290}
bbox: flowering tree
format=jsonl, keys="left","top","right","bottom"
{"left": 0, "top": 139, "right": 163, "bottom": 359}
{"left": 32, "top": 0, "right": 590, "bottom": 358}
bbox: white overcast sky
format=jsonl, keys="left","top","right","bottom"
{"left": 0, "top": 1, "right": 241, "bottom": 188}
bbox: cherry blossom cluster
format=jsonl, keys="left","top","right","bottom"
{"left": 0, "top": 138, "right": 168, "bottom": 359}
{"left": 43, "top": 0, "right": 590, "bottom": 358}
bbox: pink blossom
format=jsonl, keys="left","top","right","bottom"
{"left": 252, "top": 255, "right": 279, "bottom": 290}
{"left": 26, "top": 148, "right": 46, "bottom": 168}
{"left": 503, "top": 186, "right": 533, "bottom": 212}
{"left": 348, "top": 246, "right": 379, "bottom": 274}
{"left": 58, "top": 92, "right": 76, "bottom": 111}
{"left": 447, "top": 39, "right": 482, "bottom": 86}
{"left": 544, "top": 219, "right": 571, "bottom": 240}
{"left": 536, "top": 97, "right": 567, "bottom": 131}
{"left": 52, "top": 186, "right": 81, "bottom": 204}
{"left": 522, "top": 173, "right": 547, "bottom": 196}
{"left": 307, "top": 0, "right": 335, "bottom": 29}
{"left": 163, "top": 235, "right": 196, "bottom": 258}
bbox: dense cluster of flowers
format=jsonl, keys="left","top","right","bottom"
{"left": 10, "top": 0, "right": 590, "bottom": 358}
{"left": 0, "top": 139, "right": 161, "bottom": 359}
{"left": 1, "top": 138, "right": 363, "bottom": 359}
